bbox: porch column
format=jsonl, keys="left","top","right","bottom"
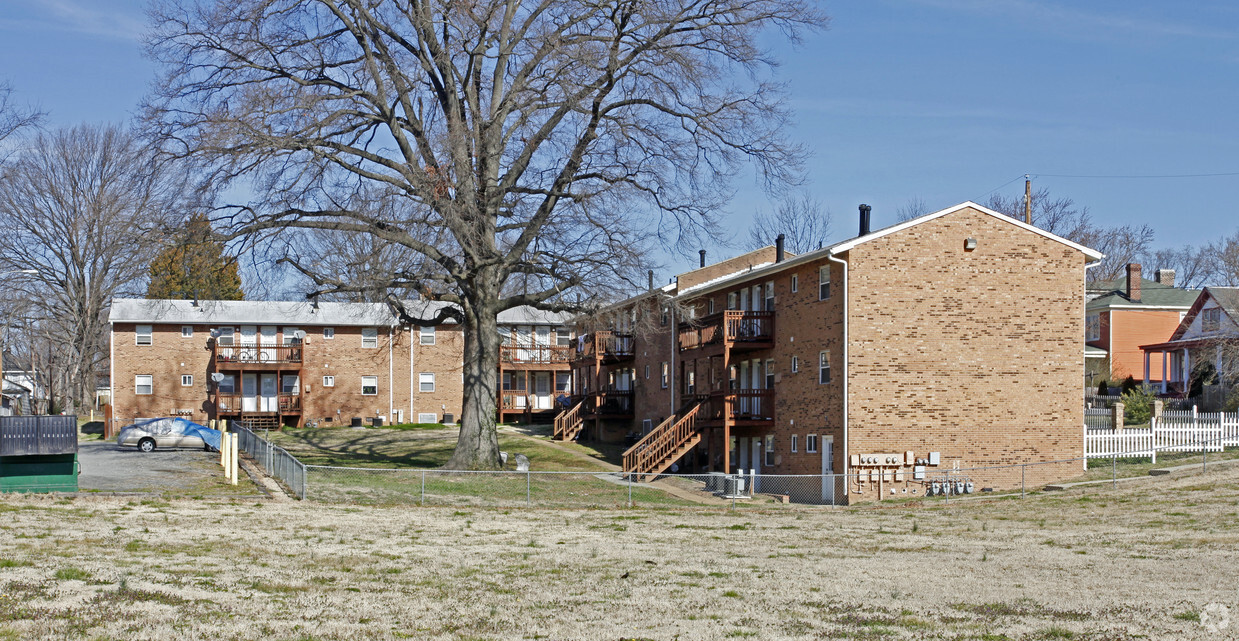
{"left": 1143, "top": 351, "right": 1150, "bottom": 387}
{"left": 1183, "top": 348, "right": 1191, "bottom": 394}
{"left": 1161, "top": 351, "right": 1168, "bottom": 394}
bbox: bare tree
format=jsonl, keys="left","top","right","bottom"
{"left": 1145, "top": 244, "right": 1216, "bottom": 289}
{"left": 145, "top": 0, "right": 825, "bottom": 468}
{"left": 1085, "top": 224, "right": 1156, "bottom": 282}
{"left": 0, "top": 81, "right": 43, "bottom": 158}
{"left": 0, "top": 124, "right": 190, "bottom": 411}
{"left": 1213, "top": 231, "right": 1239, "bottom": 287}
{"left": 895, "top": 197, "right": 929, "bottom": 223}
{"left": 744, "top": 194, "right": 832, "bottom": 254}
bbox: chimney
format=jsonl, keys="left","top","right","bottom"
{"left": 859, "top": 204, "right": 872, "bottom": 236}
{"left": 1126, "top": 263, "right": 1142, "bottom": 301}
{"left": 648, "top": 270, "right": 654, "bottom": 291}
{"left": 1154, "top": 268, "right": 1176, "bottom": 288}
{"left": 775, "top": 234, "right": 785, "bottom": 262}
{"left": 699, "top": 249, "right": 707, "bottom": 268}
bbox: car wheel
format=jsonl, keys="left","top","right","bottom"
{"left": 138, "top": 438, "right": 156, "bottom": 453}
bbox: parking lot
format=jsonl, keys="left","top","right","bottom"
{"left": 77, "top": 439, "right": 251, "bottom": 494}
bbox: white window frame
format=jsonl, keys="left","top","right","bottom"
{"left": 418, "top": 412, "right": 438, "bottom": 424}
{"left": 323, "top": 327, "right": 335, "bottom": 339}
{"left": 819, "top": 350, "right": 831, "bottom": 384}
{"left": 708, "top": 299, "right": 716, "bottom": 315}
{"left": 361, "top": 327, "right": 378, "bottom": 348}
{"left": 419, "top": 372, "right": 436, "bottom": 393}
{"left": 281, "top": 374, "right": 299, "bottom": 395}
{"left": 361, "top": 376, "right": 378, "bottom": 396}
{"left": 135, "top": 375, "right": 153, "bottom": 395}
{"left": 644, "top": 364, "right": 650, "bottom": 379}
{"left": 791, "top": 355, "right": 799, "bottom": 373}
{"left": 660, "top": 362, "right": 669, "bottom": 389}
{"left": 790, "top": 434, "right": 798, "bottom": 453}
{"left": 217, "top": 374, "right": 236, "bottom": 395}
{"left": 806, "top": 434, "right": 819, "bottom": 453}
{"left": 283, "top": 327, "right": 301, "bottom": 346}
{"left": 764, "top": 437, "right": 774, "bottom": 467}
{"left": 322, "top": 375, "right": 335, "bottom": 388}
{"left": 819, "top": 266, "right": 831, "bottom": 300}
{"left": 217, "top": 326, "right": 235, "bottom": 346}
{"left": 791, "top": 274, "right": 798, "bottom": 293}
{"left": 135, "top": 325, "right": 153, "bottom": 346}
{"left": 556, "top": 327, "right": 571, "bottom": 346}
{"left": 765, "top": 281, "right": 775, "bottom": 311}
{"left": 420, "top": 325, "right": 436, "bottom": 345}
{"left": 181, "top": 374, "right": 193, "bottom": 387}
{"left": 181, "top": 325, "right": 193, "bottom": 338}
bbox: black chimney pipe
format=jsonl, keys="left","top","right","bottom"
{"left": 859, "top": 204, "right": 872, "bottom": 236}
{"left": 699, "top": 249, "right": 707, "bottom": 268}
{"left": 648, "top": 269, "right": 654, "bottom": 291}
{"left": 775, "top": 234, "right": 785, "bottom": 262}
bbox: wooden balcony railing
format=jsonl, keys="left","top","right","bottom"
{"left": 499, "top": 344, "right": 573, "bottom": 365}
{"left": 554, "top": 401, "right": 585, "bottom": 441}
{"left": 574, "top": 331, "right": 635, "bottom": 362}
{"left": 214, "top": 344, "right": 304, "bottom": 365}
{"left": 678, "top": 310, "right": 774, "bottom": 352}
{"left": 573, "top": 389, "right": 634, "bottom": 416}
{"left": 701, "top": 389, "right": 775, "bottom": 423}
{"left": 215, "top": 394, "right": 302, "bottom": 413}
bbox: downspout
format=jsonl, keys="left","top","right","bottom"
{"left": 670, "top": 294, "right": 677, "bottom": 417}
{"left": 409, "top": 325, "right": 416, "bottom": 424}
{"left": 1084, "top": 258, "right": 1103, "bottom": 472}
{"left": 109, "top": 321, "right": 114, "bottom": 425}
{"left": 388, "top": 324, "right": 395, "bottom": 422}
{"left": 826, "top": 251, "right": 849, "bottom": 489}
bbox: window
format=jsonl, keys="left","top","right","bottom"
{"left": 685, "top": 370, "right": 695, "bottom": 395}
{"left": 281, "top": 375, "right": 299, "bottom": 395}
{"left": 322, "top": 376, "right": 335, "bottom": 388}
{"left": 283, "top": 327, "right": 301, "bottom": 345}
{"left": 135, "top": 375, "right": 153, "bottom": 395}
{"left": 419, "top": 373, "right": 435, "bottom": 392}
{"left": 181, "top": 375, "right": 193, "bottom": 387}
{"left": 361, "top": 376, "right": 378, "bottom": 396}
{"left": 1203, "top": 307, "right": 1222, "bottom": 332}
{"left": 181, "top": 325, "right": 193, "bottom": 338}
{"left": 708, "top": 299, "right": 716, "bottom": 315}
{"left": 323, "top": 327, "right": 335, "bottom": 339}
{"left": 418, "top": 413, "right": 438, "bottom": 424}
{"left": 1086, "top": 313, "right": 1101, "bottom": 341}
{"left": 135, "top": 325, "right": 152, "bottom": 346}
{"left": 727, "top": 293, "right": 736, "bottom": 310}
{"left": 644, "top": 364, "right": 650, "bottom": 379}
{"left": 218, "top": 374, "right": 236, "bottom": 395}
{"left": 806, "top": 434, "right": 818, "bottom": 453}
{"left": 660, "top": 362, "right": 669, "bottom": 389}
{"left": 556, "top": 327, "right": 571, "bottom": 346}
{"left": 361, "top": 327, "right": 378, "bottom": 348}
{"left": 791, "top": 356, "right": 799, "bottom": 373}
{"left": 791, "top": 274, "right": 798, "bottom": 293}
{"left": 765, "top": 438, "right": 774, "bottom": 467}
{"left": 790, "top": 434, "right": 798, "bottom": 453}
{"left": 765, "top": 281, "right": 775, "bottom": 311}
{"left": 819, "top": 350, "right": 831, "bottom": 384}
{"left": 217, "top": 326, "right": 235, "bottom": 346}
{"left": 420, "top": 325, "right": 436, "bottom": 345}
{"left": 819, "top": 266, "right": 831, "bottom": 300}
{"left": 765, "top": 359, "right": 775, "bottom": 389}
{"left": 555, "top": 372, "right": 570, "bottom": 394}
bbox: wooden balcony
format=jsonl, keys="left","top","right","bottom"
{"left": 499, "top": 345, "right": 573, "bottom": 369}
{"left": 678, "top": 310, "right": 774, "bottom": 354}
{"left": 214, "top": 344, "right": 304, "bottom": 369}
{"left": 575, "top": 389, "right": 634, "bottom": 419}
{"left": 573, "top": 331, "right": 635, "bottom": 364}
{"left": 698, "top": 389, "right": 774, "bottom": 426}
{"left": 215, "top": 393, "right": 302, "bottom": 415}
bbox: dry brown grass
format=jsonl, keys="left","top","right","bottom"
{"left": 2, "top": 464, "right": 1238, "bottom": 639}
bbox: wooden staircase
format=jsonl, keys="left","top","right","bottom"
{"left": 237, "top": 415, "right": 280, "bottom": 430}
{"left": 553, "top": 401, "right": 586, "bottom": 441}
{"left": 622, "top": 403, "right": 703, "bottom": 481}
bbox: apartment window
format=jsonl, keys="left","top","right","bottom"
{"left": 420, "top": 325, "right": 436, "bottom": 345}
{"left": 727, "top": 293, "right": 736, "bottom": 310}
{"left": 217, "top": 326, "right": 235, "bottom": 346}
{"left": 135, "top": 325, "right": 152, "bottom": 346}
{"left": 791, "top": 356, "right": 799, "bottom": 373}
{"left": 660, "top": 362, "right": 669, "bottom": 389}
{"left": 1086, "top": 313, "right": 1101, "bottom": 341}
{"left": 419, "top": 373, "right": 435, "bottom": 392}
{"left": 217, "top": 374, "right": 235, "bottom": 395}
{"left": 361, "top": 327, "right": 378, "bottom": 348}
{"left": 685, "top": 370, "right": 696, "bottom": 395}
{"left": 322, "top": 376, "right": 335, "bottom": 388}
{"left": 791, "top": 274, "right": 798, "bottom": 293}
{"left": 708, "top": 299, "right": 716, "bottom": 315}
{"left": 1203, "top": 307, "right": 1221, "bottom": 332}
{"left": 361, "top": 376, "right": 378, "bottom": 396}
{"left": 790, "top": 434, "right": 798, "bottom": 453}
{"left": 555, "top": 372, "right": 570, "bottom": 394}
{"left": 806, "top": 434, "right": 819, "bottom": 453}
{"left": 765, "top": 281, "right": 775, "bottom": 311}
{"left": 323, "top": 327, "right": 335, "bottom": 339}
{"left": 819, "top": 266, "right": 831, "bottom": 300}
{"left": 556, "top": 327, "right": 571, "bottom": 346}
{"left": 819, "top": 350, "right": 831, "bottom": 384}
{"left": 283, "top": 327, "right": 301, "bottom": 345}
{"left": 644, "top": 364, "right": 650, "bottom": 379}
{"left": 281, "top": 375, "right": 299, "bottom": 395}
{"left": 659, "top": 307, "right": 668, "bottom": 327}
{"left": 765, "top": 438, "right": 775, "bottom": 467}
{"left": 135, "top": 375, "right": 153, "bottom": 395}
{"left": 181, "top": 375, "right": 193, "bottom": 387}
{"left": 765, "top": 360, "right": 775, "bottom": 388}
{"left": 181, "top": 325, "right": 193, "bottom": 338}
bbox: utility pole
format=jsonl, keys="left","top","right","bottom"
{"left": 1023, "top": 175, "right": 1032, "bottom": 225}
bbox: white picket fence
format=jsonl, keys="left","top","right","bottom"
{"left": 1084, "top": 409, "right": 1239, "bottom": 463}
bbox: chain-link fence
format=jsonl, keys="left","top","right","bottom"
{"left": 232, "top": 422, "right": 307, "bottom": 499}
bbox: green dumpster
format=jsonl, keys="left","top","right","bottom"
{"left": 0, "top": 416, "right": 79, "bottom": 493}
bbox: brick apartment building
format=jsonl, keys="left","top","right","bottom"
{"left": 560, "top": 201, "right": 1101, "bottom": 500}
{"left": 108, "top": 299, "right": 569, "bottom": 429}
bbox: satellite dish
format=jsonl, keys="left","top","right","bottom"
{"left": 293, "top": 330, "right": 307, "bottom": 339}
{"left": 210, "top": 373, "right": 225, "bottom": 383}
{"left": 210, "top": 328, "right": 221, "bottom": 337}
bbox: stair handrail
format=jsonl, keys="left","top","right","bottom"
{"left": 553, "top": 400, "right": 584, "bottom": 440}
{"left": 622, "top": 402, "right": 702, "bottom": 474}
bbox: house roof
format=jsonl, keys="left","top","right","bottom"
{"left": 1144, "top": 287, "right": 1239, "bottom": 348}
{"left": 109, "top": 298, "right": 572, "bottom": 327}
{"left": 1085, "top": 277, "right": 1201, "bottom": 311}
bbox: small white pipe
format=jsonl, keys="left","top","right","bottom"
{"left": 826, "top": 251, "right": 849, "bottom": 483}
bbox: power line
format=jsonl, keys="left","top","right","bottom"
{"left": 1033, "top": 171, "right": 1239, "bottom": 179}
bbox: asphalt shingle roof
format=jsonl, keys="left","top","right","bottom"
{"left": 1086, "top": 277, "right": 1200, "bottom": 311}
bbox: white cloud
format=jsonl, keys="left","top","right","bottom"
{"left": 1, "top": 0, "right": 146, "bottom": 41}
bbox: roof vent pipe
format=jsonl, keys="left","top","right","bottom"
{"left": 859, "top": 204, "right": 872, "bottom": 236}
{"left": 699, "top": 249, "right": 707, "bottom": 268}
{"left": 776, "top": 234, "right": 785, "bottom": 263}
{"left": 648, "top": 270, "right": 654, "bottom": 291}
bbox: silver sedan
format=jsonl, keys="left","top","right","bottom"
{"left": 117, "top": 419, "right": 212, "bottom": 452}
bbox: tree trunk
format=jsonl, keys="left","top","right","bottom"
{"left": 447, "top": 302, "right": 502, "bottom": 469}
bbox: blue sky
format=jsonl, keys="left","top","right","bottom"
{"left": 2, "top": 0, "right": 1237, "bottom": 279}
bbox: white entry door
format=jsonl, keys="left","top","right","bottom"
{"left": 260, "top": 326, "right": 277, "bottom": 361}
{"left": 242, "top": 373, "right": 258, "bottom": 412}
{"left": 821, "top": 437, "right": 835, "bottom": 505}
{"left": 239, "top": 325, "right": 257, "bottom": 359}
{"left": 534, "top": 372, "right": 551, "bottom": 409}
{"left": 516, "top": 326, "right": 532, "bottom": 361}
{"left": 260, "top": 373, "right": 278, "bottom": 412}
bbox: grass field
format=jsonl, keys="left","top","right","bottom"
{"left": 2, "top": 461, "right": 1238, "bottom": 639}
